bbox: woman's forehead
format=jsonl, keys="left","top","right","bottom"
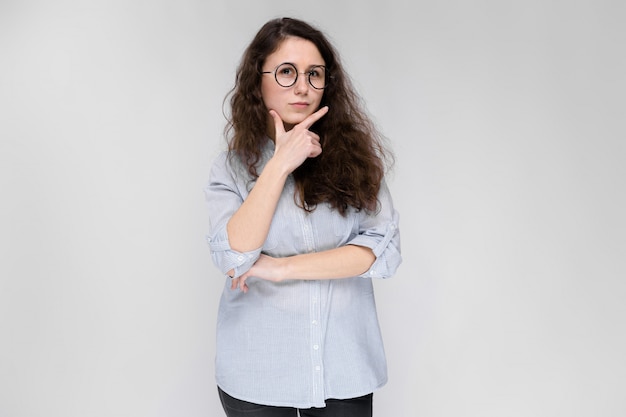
{"left": 265, "top": 37, "right": 325, "bottom": 67}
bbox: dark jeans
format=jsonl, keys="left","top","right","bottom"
{"left": 218, "top": 387, "right": 373, "bottom": 417}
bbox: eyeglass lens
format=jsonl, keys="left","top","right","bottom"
{"left": 274, "top": 63, "right": 326, "bottom": 89}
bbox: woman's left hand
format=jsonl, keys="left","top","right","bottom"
{"left": 231, "top": 254, "right": 284, "bottom": 293}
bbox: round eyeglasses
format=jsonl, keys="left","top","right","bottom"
{"left": 262, "top": 62, "right": 328, "bottom": 90}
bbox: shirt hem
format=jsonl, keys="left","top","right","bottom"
{"left": 216, "top": 377, "right": 387, "bottom": 409}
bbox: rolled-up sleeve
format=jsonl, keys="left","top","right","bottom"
{"left": 204, "top": 152, "right": 262, "bottom": 278}
{"left": 348, "top": 180, "right": 402, "bottom": 279}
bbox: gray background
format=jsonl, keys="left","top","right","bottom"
{"left": 1, "top": 0, "right": 624, "bottom": 416}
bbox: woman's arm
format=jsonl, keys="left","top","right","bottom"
{"left": 226, "top": 157, "right": 289, "bottom": 252}
{"left": 231, "top": 245, "right": 375, "bottom": 292}
{"left": 226, "top": 107, "right": 328, "bottom": 253}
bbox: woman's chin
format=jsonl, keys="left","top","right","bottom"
{"left": 282, "top": 115, "right": 309, "bottom": 130}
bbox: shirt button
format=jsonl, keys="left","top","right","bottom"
{"left": 312, "top": 320, "right": 318, "bottom": 325}
{"left": 313, "top": 345, "right": 319, "bottom": 350}
{"left": 237, "top": 255, "right": 244, "bottom": 261}
{"left": 315, "top": 366, "right": 321, "bottom": 371}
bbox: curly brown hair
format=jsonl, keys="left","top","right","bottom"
{"left": 224, "top": 17, "right": 393, "bottom": 215}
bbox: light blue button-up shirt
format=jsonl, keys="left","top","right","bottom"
{"left": 204, "top": 141, "right": 402, "bottom": 408}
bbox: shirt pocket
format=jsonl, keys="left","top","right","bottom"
{"left": 332, "top": 211, "right": 358, "bottom": 243}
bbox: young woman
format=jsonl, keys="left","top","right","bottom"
{"left": 205, "top": 17, "right": 402, "bottom": 417}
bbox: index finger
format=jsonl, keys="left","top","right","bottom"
{"left": 269, "top": 109, "right": 286, "bottom": 136}
{"left": 298, "top": 106, "right": 329, "bottom": 130}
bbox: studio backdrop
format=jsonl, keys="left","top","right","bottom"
{"left": 1, "top": 1, "right": 624, "bottom": 416}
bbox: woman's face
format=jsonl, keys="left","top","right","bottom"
{"left": 261, "top": 36, "right": 325, "bottom": 133}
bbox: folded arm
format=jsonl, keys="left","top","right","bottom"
{"left": 231, "top": 244, "right": 375, "bottom": 292}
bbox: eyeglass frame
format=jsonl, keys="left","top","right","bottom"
{"left": 261, "top": 62, "right": 330, "bottom": 90}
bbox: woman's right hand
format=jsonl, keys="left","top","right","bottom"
{"left": 269, "top": 106, "right": 328, "bottom": 173}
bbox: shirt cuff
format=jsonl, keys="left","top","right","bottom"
{"left": 206, "top": 235, "right": 262, "bottom": 279}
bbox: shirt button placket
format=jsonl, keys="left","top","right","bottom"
{"left": 310, "top": 284, "right": 323, "bottom": 401}
{"left": 303, "top": 214, "right": 323, "bottom": 402}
